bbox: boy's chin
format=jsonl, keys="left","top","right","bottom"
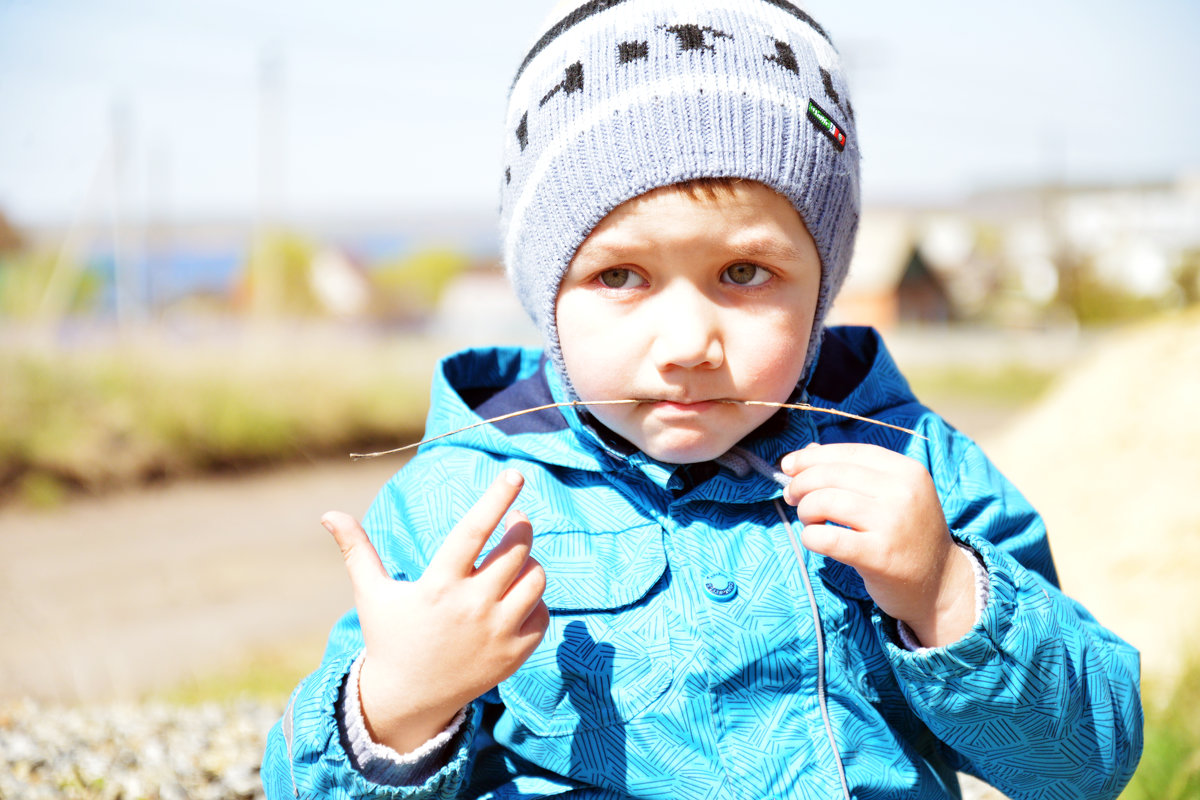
{"left": 619, "top": 416, "right": 772, "bottom": 465}
{"left": 637, "top": 435, "right": 744, "bottom": 465}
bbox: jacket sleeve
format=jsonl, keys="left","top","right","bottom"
{"left": 261, "top": 465, "right": 484, "bottom": 799}
{"left": 884, "top": 419, "right": 1143, "bottom": 800}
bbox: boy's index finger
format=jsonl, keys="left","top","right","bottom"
{"left": 781, "top": 441, "right": 890, "bottom": 475}
{"left": 428, "top": 470, "right": 526, "bottom": 577}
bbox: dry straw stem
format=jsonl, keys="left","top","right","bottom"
{"left": 349, "top": 399, "right": 926, "bottom": 461}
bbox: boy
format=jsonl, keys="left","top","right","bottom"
{"left": 263, "top": 1, "right": 1142, "bottom": 797}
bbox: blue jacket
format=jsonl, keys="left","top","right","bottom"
{"left": 263, "top": 326, "right": 1142, "bottom": 799}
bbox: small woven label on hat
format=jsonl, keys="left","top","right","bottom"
{"left": 807, "top": 99, "right": 847, "bottom": 151}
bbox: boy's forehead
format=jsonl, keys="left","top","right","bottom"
{"left": 578, "top": 181, "right": 812, "bottom": 255}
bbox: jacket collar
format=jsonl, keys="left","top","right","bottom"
{"left": 420, "top": 326, "right": 918, "bottom": 500}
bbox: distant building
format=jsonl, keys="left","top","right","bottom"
{"left": 309, "top": 247, "right": 371, "bottom": 317}
{"left": 968, "top": 174, "right": 1200, "bottom": 300}
{"left": 831, "top": 208, "right": 986, "bottom": 329}
{"left": 429, "top": 262, "right": 538, "bottom": 348}
{"left": 0, "top": 209, "right": 24, "bottom": 255}
{"left": 896, "top": 249, "right": 954, "bottom": 325}
{"left": 830, "top": 208, "right": 913, "bottom": 329}
{"left": 832, "top": 173, "right": 1200, "bottom": 329}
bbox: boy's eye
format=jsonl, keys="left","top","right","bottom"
{"left": 723, "top": 263, "right": 770, "bottom": 286}
{"left": 597, "top": 269, "right": 645, "bottom": 289}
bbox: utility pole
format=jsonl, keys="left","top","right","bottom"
{"left": 110, "top": 98, "right": 142, "bottom": 328}
{"left": 145, "top": 139, "right": 171, "bottom": 317}
{"left": 253, "top": 47, "right": 285, "bottom": 318}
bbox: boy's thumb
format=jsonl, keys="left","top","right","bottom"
{"left": 322, "top": 511, "right": 388, "bottom": 590}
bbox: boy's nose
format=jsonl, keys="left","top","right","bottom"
{"left": 649, "top": 290, "right": 724, "bottom": 371}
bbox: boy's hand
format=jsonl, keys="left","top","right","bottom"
{"left": 322, "top": 470, "right": 549, "bottom": 754}
{"left": 780, "top": 443, "right": 976, "bottom": 648}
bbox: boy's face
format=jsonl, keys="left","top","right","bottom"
{"left": 556, "top": 181, "right": 821, "bottom": 464}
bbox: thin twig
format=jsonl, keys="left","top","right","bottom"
{"left": 349, "top": 398, "right": 925, "bottom": 461}
{"left": 723, "top": 400, "right": 929, "bottom": 439}
{"left": 349, "top": 400, "right": 640, "bottom": 460}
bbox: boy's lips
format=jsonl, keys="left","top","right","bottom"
{"left": 656, "top": 399, "right": 714, "bottom": 409}
{"left": 635, "top": 397, "right": 730, "bottom": 413}
{"left": 631, "top": 393, "right": 738, "bottom": 403}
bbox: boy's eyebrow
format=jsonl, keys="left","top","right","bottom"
{"left": 725, "top": 237, "right": 813, "bottom": 264}
{"left": 511, "top": 0, "right": 830, "bottom": 87}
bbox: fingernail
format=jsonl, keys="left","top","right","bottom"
{"left": 503, "top": 470, "right": 524, "bottom": 487}
{"left": 320, "top": 514, "right": 336, "bottom": 534}
{"left": 781, "top": 453, "right": 796, "bottom": 473}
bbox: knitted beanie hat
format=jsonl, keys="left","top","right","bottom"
{"left": 500, "top": 0, "right": 860, "bottom": 385}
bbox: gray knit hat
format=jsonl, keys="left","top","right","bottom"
{"left": 500, "top": 0, "right": 860, "bottom": 385}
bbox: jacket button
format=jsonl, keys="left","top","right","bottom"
{"left": 703, "top": 573, "right": 738, "bottom": 602}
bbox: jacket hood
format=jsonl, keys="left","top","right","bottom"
{"left": 805, "top": 325, "right": 920, "bottom": 421}
{"left": 420, "top": 345, "right": 606, "bottom": 472}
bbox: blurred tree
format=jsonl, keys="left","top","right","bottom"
{"left": 369, "top": 247, "right": 471, "bottom": 321}
{"left": 1058, "top": 254, "right": 1172, "bottom": 325}
{"left": 236, "top": 231, "right": 322, "bottom": 316}
{"left": 0, "top": 251, "right": 101, "bottom": 318}
{"left": 1174, "top": 248, "right": 1200, "bottom": 307}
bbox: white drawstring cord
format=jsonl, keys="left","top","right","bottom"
{"left": 716, "top": 446, "right": 852, "bottom": 800}
{"left": 774, "top": 498, "right": 852, "bottom": 800}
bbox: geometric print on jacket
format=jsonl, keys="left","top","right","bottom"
{"left": 262, "top": 326, "right": 1142, "bottom": 800}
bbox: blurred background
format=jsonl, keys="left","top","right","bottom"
{"left": 1, "top": 1, "right": 1197, "bottom": 797}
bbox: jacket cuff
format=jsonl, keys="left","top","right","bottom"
{"left": 896, "top": 541, "right": 990, "bottom": 652}
{"left": 880, "top": 532, "right": 1021, "bottom": 677}
{"left": 281, "top": 644, "right": 480, "bottom": 797}
{"left": 339, "top": 653, "right": 469, "bottom": 786}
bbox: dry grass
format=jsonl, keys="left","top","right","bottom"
{"left": 979, "top": 310, "right": 1200, "bottom": 797}
{"left": 0, "top": 324, "right": 444, "bottom": 506}
{"left": 983, "top": 309, "right": 1200, "bottom": 684}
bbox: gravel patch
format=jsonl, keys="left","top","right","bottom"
{"left": 0, "top": 700, "right": 281, "bottom": 800}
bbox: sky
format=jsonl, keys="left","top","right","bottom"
{"left": 1, "top": 0, "right": 1198, "bottom": 228}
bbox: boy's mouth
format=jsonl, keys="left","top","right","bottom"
{"left": 636, "top": 397, "right": 728, "bottom": 413}
{"left": 655, "top": 399, "right": 713, "bottom": 408}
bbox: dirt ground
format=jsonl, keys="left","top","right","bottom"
{"left": 2, "top": 316, "right": 1196, "bottom": 709}
{"left": 0, "top": 457, "right": 402, "bottom": 703}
